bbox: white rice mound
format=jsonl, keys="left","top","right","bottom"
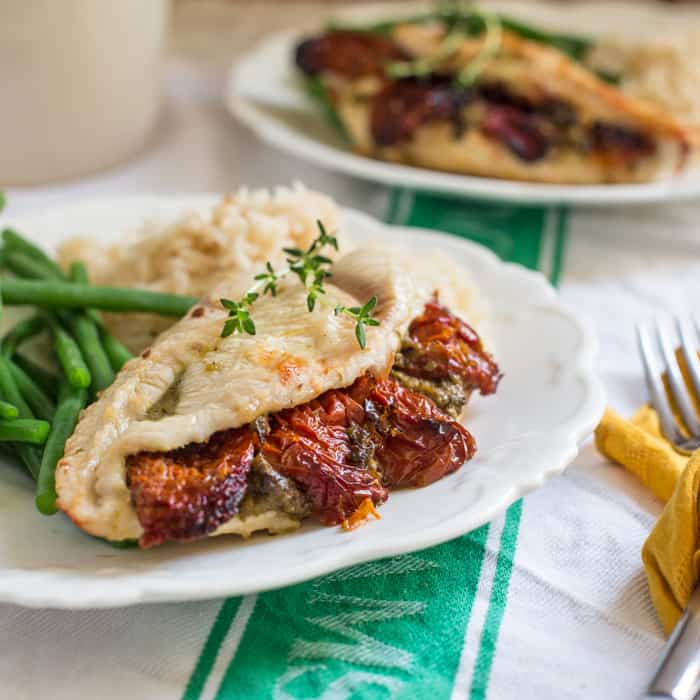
{"left": 58, "top": 184, "right": 347, "bottom": 352}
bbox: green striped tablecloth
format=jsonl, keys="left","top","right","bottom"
{"left": 181, "top": 190, "right": 568, "bottom": 700}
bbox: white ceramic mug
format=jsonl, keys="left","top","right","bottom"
{"left": 0, "top": 0, "right": 169, "bottom": 185}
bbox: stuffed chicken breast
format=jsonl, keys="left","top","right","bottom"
{"left": 56, "top": 248, "right": 501, "bottom": 547}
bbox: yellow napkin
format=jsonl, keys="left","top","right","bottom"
{"left": 595, "top": 407, "right": 700, "bottom": 635}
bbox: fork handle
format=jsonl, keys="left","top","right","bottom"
{"left": 645, "top": 587, "right": 700, "bottom": 700}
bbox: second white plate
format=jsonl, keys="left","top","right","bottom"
{"left": 226, "top": 4, "right": 700, "bottom": 207}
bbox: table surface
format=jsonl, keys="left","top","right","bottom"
{"left": 3, "top": 2, "right": 700, "bottom": 699}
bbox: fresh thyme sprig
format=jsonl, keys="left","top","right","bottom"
{"left": 283, "top": 220, "right": 338, "bottom": 312}
{"left": 454, "top": 11, "right": 502, "bottom": 87}
{"left": 253, "top": 262, "right": 280, "bottom": 297}
{"left": 220, "top": 292, "right": 259, "bottom": 337}
{"left": 219, "top": 221, "right": 380, "bottom": 349}
{"left": 334, "top": 296, "right": 380, "bottom": 350}
{"left": 385, "top": 29, "right": 465, "bottom": 80}
{"left": 383, "top": 7, "right": 503, "bottom": 88}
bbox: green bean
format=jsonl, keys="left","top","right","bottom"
{"left": 2, "top": 254, "right": 84, "bottom": 394}
{"left": 303, "top": 76, "right": 349, "bottom": 140}
{"left": 2, "top": 279, "right": 196, "bottom": 316}
{"left": 9, "top": 361, "right": 55, "bottom": 421}
{"left": 499, "top": 17, "right": 592, "bottom": 60}
{"left": 0, "top": 418, "right": 50, "bottom": 444}
{"left": 69, "top": 261, "right": 88, "bottom": 283}
{"left": 0, "top": 354, "right": 43, "bottom": 479}
{"left": 19, "top": 447, "right": 42, "bottom": 480}
{"left": 35, "top": 383, "right": 87, "bottom": 515}
{"left": 4, "top": 254, "right": 108, "bottom": 393}
{"left": 67, "top": 262, "right": 103, "bottom": 325}
{"left": 0, "top": 400, "right": 18, "bottom": 420}
{"left": 99, "top": 328, "right": 133, "bottom": 372}
{"left": 51, "top": 263, "right": 114, "bottom": 392}
{"left": 105, "top": 538, "right": 138, "bottom": 549}
{"left": 12, "top": 354, "right": 59, "bottom": 398}
{"left": 1, "top": 314, "right": 44, "bottom": 356}
{"left": 70, "top": 262, "right": 132, "bottom": 373}
{"left": 45, "top": 316, "right": 91, "bottom": 389}
{"left": 2, "top": 228, "right": 65, "bottom": 280}
{"left": 3, "top": 250, "right": 62, "bottom": 282}
{"left": 0, "top": 353, "right": 32, "bottom": 418}
{"left": 61, "top": 312, "right": 113, "bottom": 392}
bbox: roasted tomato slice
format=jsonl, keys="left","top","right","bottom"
{"left": 127, "top": 427, "right": 257, "bottom": 548}
{"left": 262, "top": 389, "right": 388, "bottom": 525}
{"left": 349, "top": 375, "right": 476, "bottom": 488}
{"left": 401, "top": 296, "right": 502, "bottom": 396}
{"left": 295, "top": 31, "right": 406, "bottom": 79}
{"left": 481, "top": 105, "right": 550, "bottom": 163}
{"left": 370, "top": 78, "right": 468, "bottom": 147}
{"left": 589, "top": 121, "right": 656, "bottom": 162}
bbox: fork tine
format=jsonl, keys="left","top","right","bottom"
{"left": 636, "top": 323, "right": 685, "bottom": 445}
{"left": 655, "top": 319, "right": 700, "bottom": 437}
{"left": 676, "top": 317, "right": 700, "bottom": 416}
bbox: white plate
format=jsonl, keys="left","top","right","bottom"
{"left": 0, "top": 195, "right": 604, "bottom": 608}
{"left": 225, "top": 4, "right": 700, "bottom": 207}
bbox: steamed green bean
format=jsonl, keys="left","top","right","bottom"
{"left": 1, "top": 314, "right": 44, "bottom": 357}
{"left": 0, "top": 400, "right": 18, "bottom": 420}
{"left": 46, "top": 316, "right": 91, "bottom": 390}
{"left": 35, "top": 384, "right": 87, "bottom": 515}
{"left": 3, "top": 279, "right": 196, "bottom": 316}
{"left": 0, "top": 418, "right": 50, "bottom": 445}
{"left": 2, "top": 228, "right": 65, "bottom": 280}
{"left": 12, "top": 354, "right": 59, "bottom": 399}
{"left": 9, "top": 361, "right": 55, "bottom": 421}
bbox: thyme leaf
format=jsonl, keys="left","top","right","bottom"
{"left": 334, "top": 296, "right": 380, "bottom": 350}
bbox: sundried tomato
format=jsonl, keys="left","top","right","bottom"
{"left": 127, "top": 427, "right": 257, "bottom": 548}
{"left": 401, "top": 296, "right": 502, "bottom": 396}
{"left": 262, "top": 390, "right": 388, "bottom": 525}
{"left": 481, "top": 105, "right": 550, "bottom": 162}
{"left": 295, "top": 31, "right": 406, "bottom": 79}
{"left": 351, "top": 375, "right": 477, "bottom": 488}
{"left": 370, "top": 78, "right": 470, "bottom": 146}
{"left": 589, "top": 121, "right": 656, "bottom": 161}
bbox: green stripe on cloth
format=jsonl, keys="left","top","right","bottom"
{"left": 551, "top": 206, "right": 569, "bottom": 287}
{"left": 214, "top": 532, "right": 490, "bottom": 699}
{"left": 183, "top": 188, "right": 568, "bottom": 700}
{"left": 182, "top": 598, "right": 243, "bottom": 700}
{"left": 469, "top": 500, "right": 523, "bottom": 700}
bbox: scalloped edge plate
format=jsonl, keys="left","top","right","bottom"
{"left": 0, "top": 195, "right": 604, "bottom": 608}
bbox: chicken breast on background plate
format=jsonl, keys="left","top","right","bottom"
{"left": 296, "top": 22, "right": 691, "bottom": 184}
